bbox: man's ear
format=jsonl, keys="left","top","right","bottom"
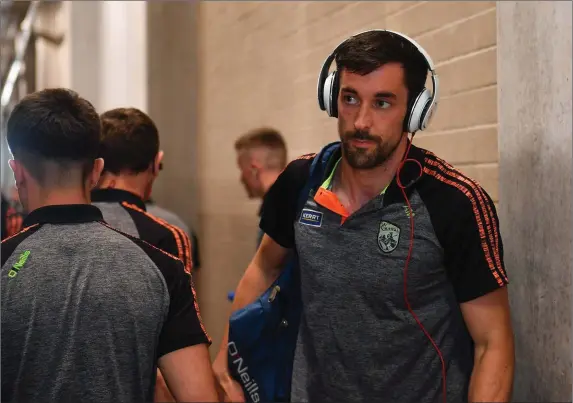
{"left": 89, "top": 158, "right": 105, "bottom": 190}
{"left": 9, "top": 159, "right": 25, "bottom": 187}
{"left": 153, "top": 150, "right": 164, "bottom": 175}
{"left": 250, "top": 159, "right": 264, "bottom": 178}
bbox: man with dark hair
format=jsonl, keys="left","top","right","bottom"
{"left": 235, "top": 127, "right": 288, "bottom": 246}
{"left": 214, "top": 31, "right": 514, "bottom": 403}
{"left": 92, "top": 107, "right": 194, "bottom": 275}
{"left": 91, "top": 107, "right": 201, "bottom": 401}
{"left": 2, "top": 88, "right": 218, "bottom": 402}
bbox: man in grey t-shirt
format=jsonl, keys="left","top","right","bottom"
{"left": 214, "top": 31, "right": 514, "bottom": 403}
{"left": 1, "top": 88, "right": 218, "bottom": 402}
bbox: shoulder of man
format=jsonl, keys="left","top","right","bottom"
{"left": 146, "top": 204, "right": 191, "bottom": 235}
{"left": 121, "top": 202, "right": 193, "bottom": 274}
{"left": 277, "top": 153, "right": 316, "bottom": 185}
{"left": 415, "top": 147, "right": 507, "bottom": 302}
{"left": 416, "top": 147, "right": 497, "bottom": 218}
{"left": 2, "top": 223, "right": 42, "bottom": 267}
{"left": 263, "top": 153, "right": 317, "bottom": 209}
{"left": 99, "top": 220, "right": 183, "bottom": 267}
{"left": 258, "top": 153, "right": 318, "bottom": 249}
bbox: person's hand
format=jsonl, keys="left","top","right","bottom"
{"left": 212, "top": 347, "right": 246, "bottom": 402}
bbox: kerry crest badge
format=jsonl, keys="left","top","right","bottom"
{"left": 377, "top": 221, "right": 400, "bottom": 253}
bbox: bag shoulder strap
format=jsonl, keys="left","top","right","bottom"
{"left": 295, "top": 141, "right": 341, "bottom": 213}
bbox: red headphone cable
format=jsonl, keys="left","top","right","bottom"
{"left": 396, "top": 138, "right": 447, "bottom": 403}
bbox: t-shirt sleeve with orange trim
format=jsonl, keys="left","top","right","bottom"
{"left": 259, "top": 155, "right": 314, "bottom": 249}
{"left": 157, "top": 224, "right": 194, "bottom": 275}
{"left": 446, "top": 191, "right": 508, "bottom": 302}
{"left": 121, "top": 202, "right": 194, "bottom": 275}
{"left": 421, "top": 155, "right": 509, "bottom": 303}
{"left": 156, "top": 256, "right": 211, "bottom": 357}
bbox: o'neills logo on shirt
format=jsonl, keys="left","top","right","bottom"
{"left": 228, "top": 341, "right": 260, "bottom": 402}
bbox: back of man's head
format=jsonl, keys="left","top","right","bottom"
{"left": 99, "top": 108, "right": 160, "bottom": 175}
{"left": 234, "top": 127, "right": 287, "bottom": 199}
{"left": 6, "top": 88, "right": 102, "bottom": 195}
{"left": 234, "top": 127, "right": 287, "bottom": 171}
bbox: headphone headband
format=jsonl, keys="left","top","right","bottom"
{"left": 383, "top": 30, "right": 435, "bottom": 71}
{"left": 317, "top": 29, "right": 440, "bottom": 132}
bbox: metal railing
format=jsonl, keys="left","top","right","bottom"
{"left": 0, "top": 1, "right": 40, "bottom": 120}
{"left": 0, "top": 1, "right": 42, "bottom": 189}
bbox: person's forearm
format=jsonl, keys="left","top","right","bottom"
{"left": 154, "top": 369, "right": 175, "bottom": 402}
{"left": 219, "top": 261, "right": 282, "bottom": 348}
{"left": 468, "top": 344, "right": 514, "bottom": 402}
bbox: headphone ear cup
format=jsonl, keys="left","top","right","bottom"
{"left": 330, "top": 70, "right": 340, "bottom": 118}
{"left": 406, "top": 88, "right": 432, "bottom": 133}
{"left": 323, "top": 71, "right": 337, "bottom": 117}
{"left": 420, "top": 99, "right": 437, "bottom": 131}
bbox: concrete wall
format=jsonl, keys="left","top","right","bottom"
{"left": 497, "top": 1, "right": 572, "bottom": 401}
{"left": 146, "top": 1, "right": 201, "bottom": 236}
{"left": 34, "top": 1, "right": 147, "bottom": 113}
{"left": 196, "top": 1, "right": 500, "bottom": 355}
{"left": 31, "top": 1, "right": 199, "bottom": 230}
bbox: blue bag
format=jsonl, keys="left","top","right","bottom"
{"left": 227, "top": 142, "right": 341, "bottom": 403}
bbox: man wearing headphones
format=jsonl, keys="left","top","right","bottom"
{"left": 214, "top": 31, "right": 514, "bottom": 403}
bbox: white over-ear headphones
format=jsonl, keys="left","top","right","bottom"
{"left": 317, "top": 30, "right": 440, "bottom": 134}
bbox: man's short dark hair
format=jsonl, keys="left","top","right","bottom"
{"left": 6, "top": 88, "right": 101, "bottom": 185}
{"left": 234, "top": 127, "right": 287, "bottom": 170}
{"left": 334, "top": 31, "right": 428, "bottom": 106}
{"left": 99, "top": 108, "right": 159, "bottom": 175}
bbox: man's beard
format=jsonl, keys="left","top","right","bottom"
{"left": 340, "top": 129, "right": 402, "bottom": 170}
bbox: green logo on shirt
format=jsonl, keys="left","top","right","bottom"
{"left": 403, "top": 205, "right": 415, "bottom": 218}
{"left": 8, "top": 250, "right": 30, "bottom": 278}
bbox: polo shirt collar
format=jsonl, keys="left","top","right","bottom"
{"left": 91, "top": 188, "right": 147, "bottom": 211}
{"left": 23, "top": 204, "right": 103, "bottom": 227}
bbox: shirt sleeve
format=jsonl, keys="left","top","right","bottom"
{"left": 190, "top": 231, "right": 201, "bottom": 269}
{"left": 445, "top": 190, "right": 509, "bottom": 303}
{"left": 158, "top": 226, "right": 194, "bottom": 275}
{"left": 259, "top": 156, "right": 313, "bottom": 249}
{"left": 157, "top": 260, "right": 210, "bottom": 358}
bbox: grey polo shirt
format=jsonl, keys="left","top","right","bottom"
{"left": 1, "top": 204, "right": 210, "bottom": 403}
{"left": 259, "top": 144, "right": 508, "bottom": 403}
